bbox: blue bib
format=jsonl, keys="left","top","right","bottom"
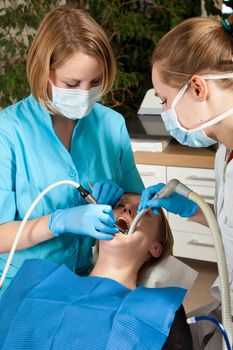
{"left": 0, "top": 259, "right": 186, "bottom": 350}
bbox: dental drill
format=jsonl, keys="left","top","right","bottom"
{"left": 0, "top": 180, "right": 123, "bottom": 290}
{"left": 84, "top": 182, "right": 125, "bottom": 234}
{"left": 128, "top": 179, "right": 232, "bottom": 350}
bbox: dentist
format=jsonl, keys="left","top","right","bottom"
{"left": 0, "top": 5, "right": 143, "bottom": 295}
{"left": 138, "top": 13, "right": 233, "bottom": 349}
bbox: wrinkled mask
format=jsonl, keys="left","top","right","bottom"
{"left": 50, "top": 81, "right": 101, "bottom": 120}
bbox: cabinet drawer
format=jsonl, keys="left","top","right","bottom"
{"left": 136, "top": 164, "right": 166, "bottom": 187}
{"left": 167, "top": 166, "right": 215, "bottom": 187}
{"left": 168, "top": 212, "right": 213, "bottom": 236}
{"left": 173, "top": 230, "right": 216, "bottom": 262}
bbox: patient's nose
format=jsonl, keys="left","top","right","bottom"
{"left": 123, "top": 203, "right": 134, "bottom": 217}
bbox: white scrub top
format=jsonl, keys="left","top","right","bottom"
{"left": 0, "top": 95, "right": 144, "bottom": 295}
{"left": 214, "top": 143, "right": 233, "bottom": 308}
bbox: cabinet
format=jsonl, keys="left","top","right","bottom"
{"left": 136, "top": 164, "right": 217, "bottom": 262}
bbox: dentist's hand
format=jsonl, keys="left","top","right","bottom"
{"left": 91, "top": 179, "right": 124, "bottom": 207}
{"left": 49, "top": 204, "right": 119, "bottom": 240}
{"left": 138, "top": 183, "right": 198, "bottom": 218}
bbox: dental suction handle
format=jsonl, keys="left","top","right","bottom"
{"left": 127, "top": 181, "right": 180, "bottom": 235}
{"left": 154, "top": 179, "right": 192, "bottom": 199}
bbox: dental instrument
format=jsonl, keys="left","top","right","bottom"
{"left": 0, "top": 180, "right": 123, "bottom": 290}
{"left": 86, "top": 182, "right": 126, "bottom": 234}
{"left": 127, "top": 181, "right": 181, "bottom": 236}
{"left": 129, "top": 178, "right": 232, "bottom": 350}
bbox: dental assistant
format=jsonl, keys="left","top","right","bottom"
{"left": 138, "top": 14, "right": 233, "bottom": 349}
{"left": 0, "top": 5, "right": 144, "bottom": 295}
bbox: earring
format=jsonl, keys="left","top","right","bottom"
{"left": 199, "top": 98, "right": 204, "bottom": 102}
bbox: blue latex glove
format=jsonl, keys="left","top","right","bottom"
{"left": 91, "top": 179, "right": 124, "bottom": 207}
{"left": 49, "top": 204, "right": 119, "bottom": 240}
{"left": 138, "top": 183, "right": 198, "bottom": 218}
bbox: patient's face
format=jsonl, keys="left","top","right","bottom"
{"left": 99, "top": 194, "right": 162, "bottom": 258}
{"left": 114, "top": 194, "right": 158, "bottom": 235}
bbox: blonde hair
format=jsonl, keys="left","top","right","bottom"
{"left": 26, "top": 5, "right": 116, "bottom": 110}
{"left": 152, "top": 15, "right": 233, "bottom": 90}
{"left": 137, "top": 207, "right": 173, "bottom": 283}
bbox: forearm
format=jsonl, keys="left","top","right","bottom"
{"left": 189, "top": 203, "right": 215, "bottom": 227}
{"left": 0, "top": 215, "right": 54, "bottom": 253}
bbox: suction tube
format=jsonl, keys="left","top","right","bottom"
{"left": 173, "top": 179, "right": 232, "bottom": 350}
{"left": 188, "top": 190, "right": 232, "bottom": 350}
{"left": 129, "top": 179, "right": 232, "bottom": 350}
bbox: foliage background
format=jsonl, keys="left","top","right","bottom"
{"left": 0, "top": 0, "right": 220, "bottom": 118}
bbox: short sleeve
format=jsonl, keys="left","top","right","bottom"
{"left": 0, "top": 133, "right": 16, "bottom": 223}
{"left": 118, "top": 121, "right": 144, "bottom": 194}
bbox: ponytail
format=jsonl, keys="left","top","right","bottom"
{"left": 152, "top": 16, "right": 233, "bottom": 90}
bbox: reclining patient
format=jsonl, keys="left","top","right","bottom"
{"left": 0, "top": 193, "right": 193, "bottom": 350}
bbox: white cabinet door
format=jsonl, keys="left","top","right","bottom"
{"left": 167, "top": 166, "right": 216, "bottom": 262}
{"left": 172, "top": 230, "right": 216, "bottom": 262}
{"left": 136, "top": 164, "right": 166, "bottom": 187}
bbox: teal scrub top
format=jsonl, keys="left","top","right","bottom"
{"left": 0, "top": 95, "right": 144, "bottom": 295}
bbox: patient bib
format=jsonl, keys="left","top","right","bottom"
{"left": 0, "top": 259, "right": 186, "bottom": 350}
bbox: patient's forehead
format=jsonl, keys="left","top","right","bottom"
{"left": 117, "top": 193, "right": 140, "bottom": 205}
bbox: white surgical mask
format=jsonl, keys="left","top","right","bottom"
{"left": 50, "top": 81, "right": 101, "bottom": 120}
{"left": 161, "top": 73, "right": 233, "bottom": 148}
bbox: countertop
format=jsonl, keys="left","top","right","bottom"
{"left": 133, "top": 139, "right": 216, "bottom": 169}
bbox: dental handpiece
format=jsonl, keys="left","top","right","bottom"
{"left": 77, "top": 185, "right": 125, "bottom": 234}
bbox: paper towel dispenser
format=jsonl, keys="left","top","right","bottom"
{"left": 138, "top": 88, "right": 170, "bottom": 136}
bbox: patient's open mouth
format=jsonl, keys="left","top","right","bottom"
{"left": 115, "top": 217, "right": 129, "bottom": 235}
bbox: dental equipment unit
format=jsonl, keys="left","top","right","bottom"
{"left": 128, "top": 179, "right": 232, "bottom": 350}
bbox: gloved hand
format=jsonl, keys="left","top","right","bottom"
{"left": 49, "top": 204, "right": 119, "bottom": 240}
{"left": 138, "top": 183, "right": 198, "bottom": 218}
{"left": 91, "top": 179, "right": 124, "bottom": 207}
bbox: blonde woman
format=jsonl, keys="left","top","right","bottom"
{"left": 0, "top": 5, "right": 143, "bottom": 296}
{"left": 0, "top": 193, "right": 192, "bottom": 350}
{"left": 138, "top": 13, "right": 233, "bottom": 349}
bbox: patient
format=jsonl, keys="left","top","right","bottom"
{"left": 0, "top": 194, "right": 192, "bottom": 350}
{"left": 91, "top": 193, "right": 174, "bottom": 288}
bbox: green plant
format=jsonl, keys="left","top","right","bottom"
{"left": 70, "top": 0, "right": 203, "bottom": 117}
{"left": 0, "top": 0, "right": 219, "bottom": 118}
{"left": 0, "top": 0, "right": 63, "bottom": 107}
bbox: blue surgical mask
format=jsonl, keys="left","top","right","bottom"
{"left": 161, "top": 73, "right": 233, "bottom": 147}
{"left": 50, "top": 81, "right": 101, "bottom": 120}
